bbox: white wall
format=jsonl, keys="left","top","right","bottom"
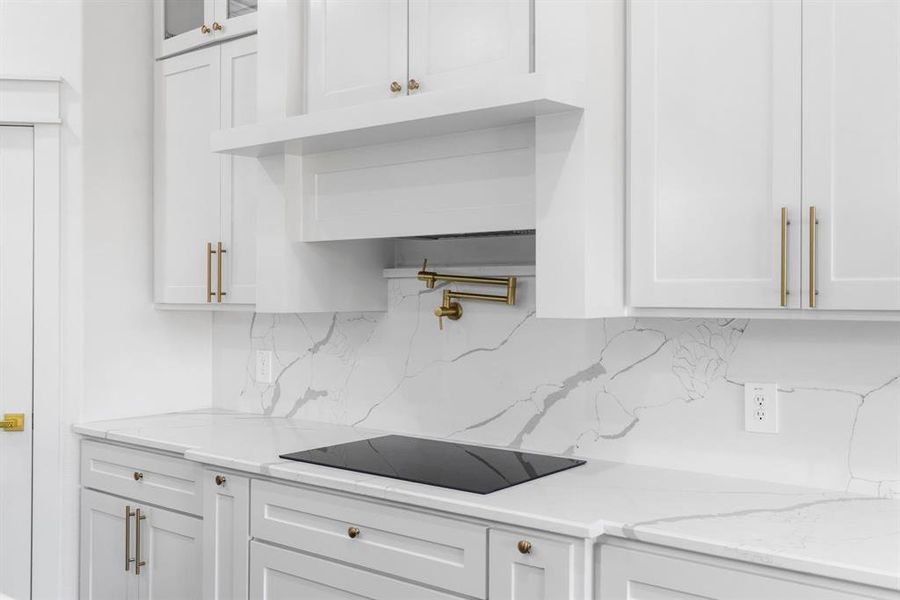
{"left": 1, "top": 1, "right": 213, "bottom": 597}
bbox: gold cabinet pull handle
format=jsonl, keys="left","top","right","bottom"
{"left": 390, "top": 81, "right": 402, "bottom": 93}
{"left": 216, "top": 242, "right": 227, "bottom": 303}
{"left": 517, "top": 540, "right": 532, "bottom": 554}
{"left": 347, "top": 526, "right": 361, "bottom": 539}
{"left": 206, "top": 242, "right": 214, "bottom": 303}
{"left": 215, "top": 474, "right": 227, "bottom": 486}
{"left": 780, "top": 207, "right": 790, "bottom": 307}
{"left": 200, "top": 24, "right": 211, "bottom": 34}
{"left": 408, "top": 78, "right": 420, "bottom": 91}
{"left": 135, "top": 508, "right": 146, "bottom": 575}
{"left": 212, "top": 21, "right": 223, "bottom": 31}
{"left": 809, "top": 206, "right": 818, "bottom": 308}
{"left": 125, "top": 505, "right": 135, "bottom": 571}
{"left": 133, "top": 471, "right": 143, "bottom": 481}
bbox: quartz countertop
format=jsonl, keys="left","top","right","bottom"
{"left": 74, "top": 409, "right": 900, "bottom": 591}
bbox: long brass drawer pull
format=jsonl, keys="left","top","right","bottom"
{"left": 124, "top": 505, "right": 135, "bottom": 571}
{"left": 780, "top": 207, "right": 790, "bottom": 307}
{"left": 216, "top": 241, "right": 227, "bottom": 303}
{"left": 809, "top": 206, "right": 818, "bottom": 308}
{"left": 135, "top": 508, "right": 146, "bottom": 575}
{"left": 206, "top": 242, "right": 214, "bottom": 303}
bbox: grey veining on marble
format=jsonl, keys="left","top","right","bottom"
{"left": 211, "top": 275, "right": 900, "bottom": 498}
{"left": 74, "top": 410, "right": 900, "bottom": 591}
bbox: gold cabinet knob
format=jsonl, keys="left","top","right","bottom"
{"left": 517, "top": 540, "right": 532, "bottom": 554}
{"left": 200, "top": 24, "right": 211, "bottom": 34}
{"left": 133, "top": 471, "right": 144, "bottom": 481}
{"left": 347, "top": 526, "right": 361, "bottom": 539}
{"left": 408, "top": 78, "right": 420, "bottom": 91}
{"left": 215, "top": 474, "right": 227, "bottom": 486}
{"left": 390, "top": 81, "right": 402, "bottom": 93}
{"left": 212, "top": 21, "right": 223, "bottom": 31}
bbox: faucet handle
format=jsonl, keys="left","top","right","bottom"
{"left": 434, "top": 294, "right": 462, "bottom": 330}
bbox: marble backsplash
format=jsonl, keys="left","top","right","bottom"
{"left": 212, "top": 274, "right": 900, "bottom": 497}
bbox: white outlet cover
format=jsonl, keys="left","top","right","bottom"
{"left": 255, "top": 350, "right": 274, "bottom": 384}
{"left": 744, "top": 382, "right": 778, "bottom": 434}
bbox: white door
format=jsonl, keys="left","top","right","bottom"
{"left": 407, "top": 0, "right": 531, "bottom": 95}
{"left": 306, "top": 0, "right": 408, "bottom": 111}
{"left": 629, "top": 0, "right": 802, "bottom": 309}
{"left": 488, "top": 530, "right": 576, "bottom": 600}
{"left": 79, "top": 489, "right": 139, "bottom": 600}
{"left": 137, "top": 504, "right": 203, "bottom": 600}
{"left": 219, "top": 35, "right": 257, "bottom": 305}
{"left": 202, "top": 472, "right": 250, "bottom": 600}
{"left": 803, "top": 0, "right": 900, "bottom": 310}
{"left": 154, "top": 45, "right": 222, "bottom": 304}
{"left": 0, "top": 125, "right": 33, "bottom": 600}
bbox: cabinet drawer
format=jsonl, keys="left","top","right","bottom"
{"left": 250, "top": 541, "right": 465, "bottom": 600}
{"left": 251, "top": 480, "right": 487, "bottom": 599}
{"left": 489, "top": 528, "right": 584, "bottom": 600}
{"left": 80, "top": 440, "right": 203, "bottom": 516}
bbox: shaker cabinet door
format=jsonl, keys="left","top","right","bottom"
{"left": 307, "top": 0, "right": 408, "bottom": 111}
{"left": 488, "top": 529, "right": 580, "bottom": 600}
{"left": 802, "top": 0, "right": 900, "bottom": 310}
{"left": 137, "top": 504, "right": 204, "bottom": 600}
{"left": 80, "top": 489, "right": 139, "bottom": 600}
{"left": 407, "top": 0, "right": 532, "bottom": 94}
{"left": 154, "top": 45, "right": 222, "bottom": 304}
{"left": 629, "top": 0, "right": 802, "bottom": 309}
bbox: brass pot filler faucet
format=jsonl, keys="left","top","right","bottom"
{"left": 416, "top": 259, "right": 517, "bottom": 330}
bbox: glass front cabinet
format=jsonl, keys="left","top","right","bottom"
{"left": 154, "top": 0, "right": 257, "bottom": 58}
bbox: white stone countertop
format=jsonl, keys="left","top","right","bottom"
{"left": 74, "top": 409, "right": 900, "bottom": 591}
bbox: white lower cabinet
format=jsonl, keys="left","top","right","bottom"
{"left": 489, "top": 528, "right": 586, "bottom": 600}
{"left": 203, "top": 470, "right": 250, "bottom": 600}
{"left": 249, "top": 541, "right": 463, "bottom": 600}
{"left": 597, "top": 542, "right": 892, "bottom": 600}
{"left": 80, "top": 488, "right": 202, "bottom": 600}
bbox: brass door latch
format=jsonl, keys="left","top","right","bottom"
{"left": 0, "top": 413, "right": 24, "bottom": 432}
{"left": 417, "top": 259, "right": 517, "bottom": 330}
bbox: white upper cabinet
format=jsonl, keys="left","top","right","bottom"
{"left": 155, "top": 0, "right": 257, "bottom": 59}
{"left": 407, "top": 0, "right": 532, "bottom": 95}
{"left": 307, "top": 0, "right": 408, "bottom": 112}
{"left": 307, "top": 0, "right": 532, "bottom": 112}
{"left": 803, "top": 0, "right": 900, "bottom": 311}
{"left": 629, "top": 0, "right": 802, "bottom": 309}
{"left": 155, "top": 35, "right": 257, "bottom": 306}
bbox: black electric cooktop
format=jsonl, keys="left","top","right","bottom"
{"left": 279, "top": 435, "right": 586, "bottom": 494}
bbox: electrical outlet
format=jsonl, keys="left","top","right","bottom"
{"left": 255, "top": 350, "right": 274, "bottom": 384}
{"left": 744, "top": 383, "right": 778, "bottom": 434}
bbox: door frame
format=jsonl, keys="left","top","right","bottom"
{"left": 0, "top": 76, "right": 63, "bottom": 599}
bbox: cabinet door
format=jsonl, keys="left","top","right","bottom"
{"left": 155, "top": 0, "right": 216, "bottom": 59}
{"left": 137, "top": 504, "right": 203, "bottom": 600}
{"left": 203, "top": 471, "right": 250, "bottom": 600}
{"left": 80, "top": 489, "right": 139, "bottom": 600}
{"left": 629, "top": 0, "right": 802, "bottom": 309}
{"left": 598, "top": 544, "right": 878, "bottom": 600}
{"left": 154, "top": 46, "right": 222, "bottom": 304}
{"left": 307, "top": 0, "right": 408, "bottom": 111}
{"left": 249, "top": 541, "right": 462, "bottom": 600}
{"left": 488, "top": 530, "right": 579, "bottom": 600}
{"left": 408, "top": 0, "right": 531, "bottom": 94}
{"left": 219, "top": 35, "right": 258, "bottom": 304}
{"left": 803, "top": 0, "right": 900, "bottom": 310}
{"left": 213, "top": 0, "right": 258, "bottom": 40}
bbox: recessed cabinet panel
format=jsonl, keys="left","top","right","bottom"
{"left": 154, "top": 46, "right": 223, "bottom": 304}
{"left": 79, "top": 489, "right": 137, "bottom": 600}
{"left": 202, "top": 471, "right": 250, "bottom": 600}
{"left": 802, "top": 0, "right": 900, "bottom": 310}
{"left": 407, "top": 0, "right": 532, "bottom": 94}
{"left": 307, "top": 0, "right": 408, "bottom": 111}
{"left": 629, "top": 0, "right": 801, "bottom": 308}
{"left": 220, "top": 35, "right": 258, "bottom": 304}
{"left": 138, "top": 505, "right": 203, "bottom": 600}
{"left": 488, "top": 529, "right": 578, "bottom": 600}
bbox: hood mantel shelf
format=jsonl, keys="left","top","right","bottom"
{"left": 210, "top": 74, "right": 584, "bottom": 157}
